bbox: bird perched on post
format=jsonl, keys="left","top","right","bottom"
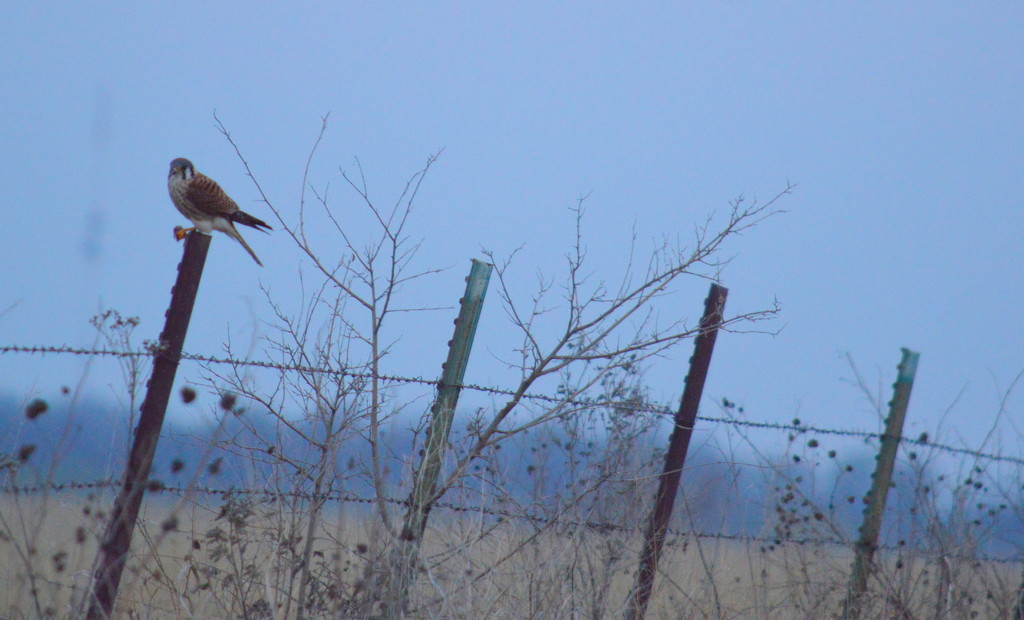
{"left": 167, "top": 158, "right": 272, "bottom": 266}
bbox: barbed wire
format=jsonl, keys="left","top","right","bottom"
{"left": 2, "top": 478, "right": 1019, "bottom": 564}
{"left": 4, "top": 344, "right": 1024, "bottom": 467}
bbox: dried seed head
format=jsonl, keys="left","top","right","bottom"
{"left": 18, "top": 444, "right": 36, "bottom": 462}
{"left": 25, "top": 399, "right": 48, "bottom": 419}
{"left": 219, "top": 392, "right": 237, "bottom": 411}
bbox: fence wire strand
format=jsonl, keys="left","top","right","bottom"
{"left": 0, "top": 478, "right": 1018, "bottom": 565}
{"left": 3, "top": 344, "right": 1023, "bottom": 467}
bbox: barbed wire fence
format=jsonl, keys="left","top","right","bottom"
{"left": 4, "top": 339, "right": 1024, "bottom": 620}
{"left": 2, "top": 476, "right": 1020, "bottom": 567}
{"left": 4, "top": 341, "right": 1024, "bottom": 614}
{"left": 4, "top": 343, "right": 1023, "bottom": 468}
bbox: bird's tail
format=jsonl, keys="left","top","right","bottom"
{"left": 226, "top": 224, "right": 264, "bottom": 267}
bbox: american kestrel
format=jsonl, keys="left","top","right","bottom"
{"left": 167, "top": 158, "right": 272, "bottom": 266}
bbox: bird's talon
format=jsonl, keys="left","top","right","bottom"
{"left": 173, "top": 226, "right": 194, "bottom": 241}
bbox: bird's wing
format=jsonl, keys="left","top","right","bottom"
{"left": 231, "top": 209, "right": 273, "bottom": 232}
{"left": 186, "top": 173, "right": 240, "bottom": 217}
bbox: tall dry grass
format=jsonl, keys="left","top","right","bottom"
{"left": 1, "top": 490, "right": 1020, "bottom": 619}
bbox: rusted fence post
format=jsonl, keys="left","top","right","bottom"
{"left": 1015, "top": 569, "right": 1024, "bottom": 620}
{"left": 844, "top": 347, "right": 920, "bottom": 619}
{"left": 84, "top": 232, "right": 210, "bottom": 619}
{"left": 384, "top": 259, "right": 492, "bottom": 618}
{"left": 623, "top": 283, "right": 728, "bottom": 620}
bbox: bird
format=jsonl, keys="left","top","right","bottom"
{"left": 167, "top": 157, "right": 272, "bottom": 266}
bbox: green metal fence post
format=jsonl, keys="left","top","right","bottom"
{"left": 844, "top": 347, "right": 920, "bottom": 618}
{"left": 385, "top": 258, "right": 492, "bottom": 618}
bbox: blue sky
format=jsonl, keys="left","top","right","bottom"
{"left": 2, "top": 3, "right": 1023, "bottom": 452}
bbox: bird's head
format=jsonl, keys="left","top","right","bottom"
{"left": 169, "top": 158, "right": 195, "bottom": 181}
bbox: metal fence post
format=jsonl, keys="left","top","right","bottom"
{"left": 84, "top": 232, "right": 210, "bottom": 619}
{"left": 385, "top": 259, "right": 492, "bottom": 618}
{"left": 623, "top": 283, "right": 728, "bottom": 620}
{"left": 844, "top": 347, "right": 920, "bottom": 619}
{"left": 1015, "top": 569, "right": 1024, "bottom": 620}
